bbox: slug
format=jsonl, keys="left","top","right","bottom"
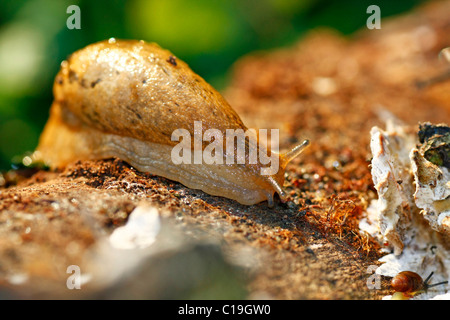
{"left": 36, "top": 39, "right": 309, "bottom": 206}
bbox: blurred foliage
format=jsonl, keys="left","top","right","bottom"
{"left": 0, "top": 0, "right": 427, "bottom": 170}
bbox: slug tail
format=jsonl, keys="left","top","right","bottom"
{"left": 282, "top": 139, "right": 310, "bottom": 164}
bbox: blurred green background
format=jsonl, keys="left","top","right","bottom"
{"left": 0, "top": 0, "right": 426, "bottom": 171}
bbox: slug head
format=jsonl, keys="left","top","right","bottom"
{"left": 261, "top": 139, "right": 310, "bottom": 207}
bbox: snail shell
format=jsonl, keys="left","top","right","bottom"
{"left": 391, "top": 271, "right": 448, "bottom": 298}
{"left": 37, "top": 39, "right": 309, "bottom": 206}
{"left": 391, "top": 271, "right": 424, "bottom": 293}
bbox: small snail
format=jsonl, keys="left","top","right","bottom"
{"left": 391, "top": 271, "right": 448, "bottom": 299}
{"left": 36, "top": 39, "right": 309, "bottom": 206}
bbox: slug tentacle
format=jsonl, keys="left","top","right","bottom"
{"left": 262, "top": 139, "right": 310, "bottom": 206}
{"left": 266, "top": 175, "right": 286, "bottom": 204}
{"left": 37, "top": 39, "right": 310, "bottom": 206}
{"left": 282, "top": 139, "right": 310, "bottom": 164}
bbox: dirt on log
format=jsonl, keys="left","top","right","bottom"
{"left": 1, "top": 1, "right": 449, "bottom": 299}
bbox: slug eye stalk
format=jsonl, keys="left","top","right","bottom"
{"left": 282, "top": 139, "right": 310, "bottom": 164}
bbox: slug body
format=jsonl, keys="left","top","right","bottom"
{"left": 37, "top": 39, "right": 309, "bottom": 206}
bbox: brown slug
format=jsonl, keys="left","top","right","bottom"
{"left": 37, "top": 39, "right": 309, "bottom": 206}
